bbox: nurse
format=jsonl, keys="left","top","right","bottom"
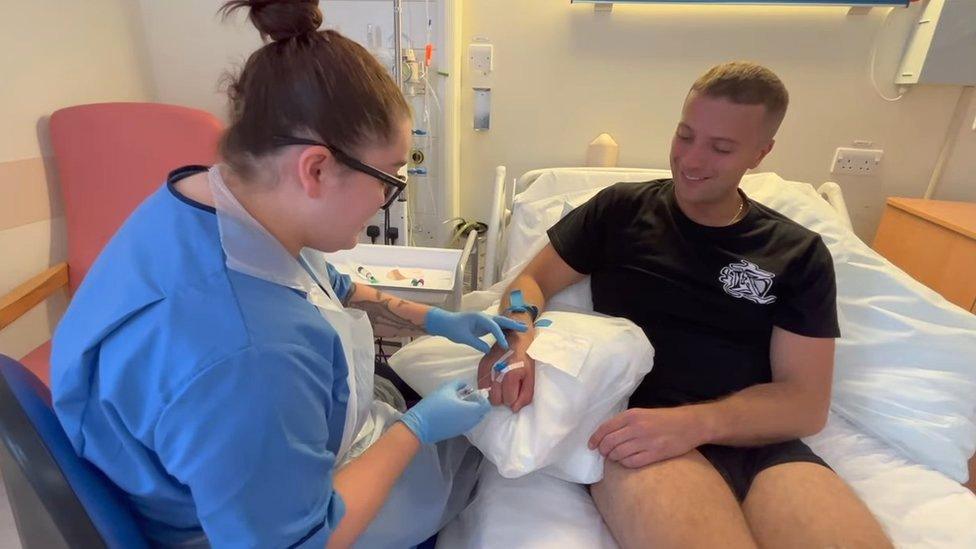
{"left": 49, "top": 0, "right": 522, "bottom": 547}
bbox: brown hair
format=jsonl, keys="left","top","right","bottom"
{"left": 218, "top": 0, "right": 411, "bottom": 178}
{"left": 691, "top": 61, "right": 789, "bottom": 139}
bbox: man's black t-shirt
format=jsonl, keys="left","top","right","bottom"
{"left": 547, "top": 179, "right": 840, "bottom": 408}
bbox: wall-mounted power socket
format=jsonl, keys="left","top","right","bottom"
{"left": 830, "top": 147, "right": 883, "bottom": 176}
{"left": 468, "top": 43, "right": 493, "bottom": 76}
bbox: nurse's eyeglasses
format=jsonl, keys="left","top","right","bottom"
{"left": 271, "top": 136, "right": 407, "bottom": 210}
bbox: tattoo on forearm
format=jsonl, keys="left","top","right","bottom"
{"left": 348, "top": 285, "right": 425, "bottom": 335}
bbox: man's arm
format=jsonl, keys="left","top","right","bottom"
{"left": 590, "top": 327, "right": 834, "bottom": 468}
{"left": 498, "top": 244, "right": 585, "bottom": 323}
{"left": 478, "top": 244, "right": 586, "bottom": 410}
{"left": 693, "top": 327, "right": 833, "bottom": 445}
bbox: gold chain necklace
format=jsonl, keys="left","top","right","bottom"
{"left": 727, "top": 195, "right": 745, "bottom": 225}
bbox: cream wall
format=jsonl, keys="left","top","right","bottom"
{"left": 0, "top": 0, "right": 152, "bottom": 359}
{"left": 134, "top": 0, "right": 261, "bottom": 122}
{"left": 458, "top": 1, "right": 974, "bottom": 241}
{"left": 136, "top": 1, "right": 444, "bottom": 122}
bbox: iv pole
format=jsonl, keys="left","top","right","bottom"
{"left": 384, "top": 0, "right": 403, "bottom": 245}
{"left": 393, "top": 0, "right": 403, "bottom": 89}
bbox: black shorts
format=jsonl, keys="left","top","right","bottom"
{"left": 698, "top": 440, "right": 830, "bottom": 501}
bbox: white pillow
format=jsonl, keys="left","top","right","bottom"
{"left": 495, "top": 168, "right": 976, "bottom": 482}
{"left": 742, "top": 173, "right": 976, "bottom": 482}
{"left": 389, "top": 310, "right": 653, "bottom": 483}
{"left": 502, "top": 169, "right": 670, "bottom": 278}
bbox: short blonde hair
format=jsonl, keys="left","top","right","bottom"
{"left": 691, "top": 61, "right": 789, "bottom": 139}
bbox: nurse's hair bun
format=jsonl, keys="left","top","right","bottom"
{"left": 216, "top": 0, "right": 409, "bottom": 181}
{"left": 220, "top": 0, "right": 323, "bottom": 42}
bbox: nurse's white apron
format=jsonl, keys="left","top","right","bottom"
{"left": 207, "top": 166, "right": 478, "bottom": 548}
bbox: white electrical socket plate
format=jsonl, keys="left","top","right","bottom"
{"left": 468, "top": 43, "right": 493, "bottom": 74}
{"left": 830, "top": 147, "right": 883, "bottom": 176}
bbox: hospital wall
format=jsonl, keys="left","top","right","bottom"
{"left": 132, "top": 1, "right": 976, "bottom": 243}
{"left": 0, "top": 1, "right": 152, "bottom": 359}
{"left": 135, "top": 0, "right": 442, "bottom": 125}
{"left": 458, "top": 1, "right": 976, "bottom": 241}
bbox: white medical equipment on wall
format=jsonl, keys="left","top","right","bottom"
{"left": 895, "top": 0, "right": 976, "bottom": 87}
{"left": 892, "top": 0, "right": 976, "bottom": 199}
{"left": 468, "top": 41, "right": 493, "bottom": 131}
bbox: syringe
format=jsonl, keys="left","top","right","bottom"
{"left": 457, "top": 384, "right": 490, "bottom": 401}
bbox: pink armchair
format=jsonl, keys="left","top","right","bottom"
{"left": 0, "top": 103, "right": 222, "bottom": 384}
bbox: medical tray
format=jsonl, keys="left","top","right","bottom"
{"left": 318, "top": 232, "right": 477, "bottom": 311}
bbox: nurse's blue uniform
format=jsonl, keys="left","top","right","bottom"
{"left": 51, "top": 165, "right": 477, "bottom": 548}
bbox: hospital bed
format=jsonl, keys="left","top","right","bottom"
{"left": 393, "top": 166, "right": 976, "bottom": 548}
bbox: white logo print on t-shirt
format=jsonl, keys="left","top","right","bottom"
{"left": 718, "top": 259, "right": 777, "bottom": 305}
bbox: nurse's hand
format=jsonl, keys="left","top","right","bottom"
{"left": 424, "top": 308, "right": 527, "bottom": 354}
{"left": 399, "top": 380, "right": 491, "bottom": 445}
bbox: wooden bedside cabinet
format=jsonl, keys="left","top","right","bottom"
{"left": 873, "top": 197, "right": 976, "bottom": 313}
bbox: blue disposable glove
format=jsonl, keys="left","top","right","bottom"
{"left": 399, "top": 380, "right": 491, "bottom": 445}
{"left": 424, "top": 308, "right": 527, "bottom": 354}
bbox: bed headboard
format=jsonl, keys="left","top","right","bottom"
{"left": 483, "top": 166, "right": 855, "bottom": 288}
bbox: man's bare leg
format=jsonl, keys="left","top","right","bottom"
{"left": 743, "top": 462, "right": 892, "bottom": 548}
{"left": 590, "top": 450, "right": 757, "bottom": 548}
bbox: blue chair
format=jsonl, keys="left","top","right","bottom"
{"left": 0, "top": 354, "right": 148, "bottom": 548}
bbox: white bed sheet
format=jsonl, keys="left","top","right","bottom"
{"left": 438, "top": 414, "right": 976, "bottom": 548}
{"left": 807, "top": 416, "right": 976, "bottom": 547}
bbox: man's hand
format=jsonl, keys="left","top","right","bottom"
{"left": 477, "top": 328, "right": 536, "bottom": 412}
{"left": 588, "top": 407, "right": 709, "bottom": 469}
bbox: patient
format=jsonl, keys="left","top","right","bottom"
{"left": 478, "top": 61, "right": 892, "bottom": 547}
